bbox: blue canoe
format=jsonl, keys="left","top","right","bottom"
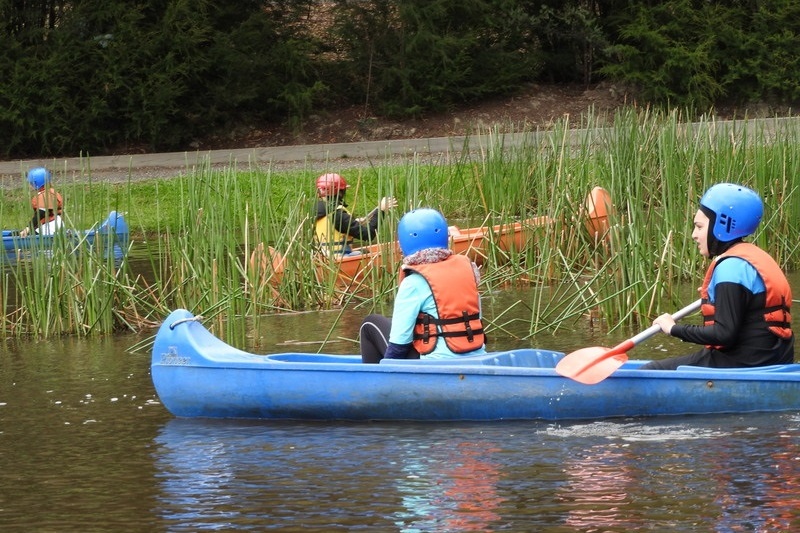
{"left": 151, "top": 309, "right": 800, "bottom": 422}
{"left": 2, "top": 210, "right": 129, "bottom": 260}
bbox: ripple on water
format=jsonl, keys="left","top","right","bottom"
{"left": 540, "top": 419, "right": 734, "bottom": 442}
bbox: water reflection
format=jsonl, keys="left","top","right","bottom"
{"left": 393, "top": 440, "right": 504, "bottom": 532}
{"left": 559, "top": 445, "right": 641, "bottom": 530}
{"left": 150, "top": 415, "right": 800, "bottom": 531}
{"left": 154, "top": 421, "right": 513, "bottom": 532}
{"left": 706, "top": 423, "right": 800, "bottom": 531}
{"left": 439, "top": 442, "right": 504, "bottom": 531}
{"left": 543, "top": 416, "right": 800, "bottom": 532}
{"left": 762, "top": 430, "right": 800, "bottom": 530}
{"left": 153, "top": 420, "right": 271, "bottom": 529}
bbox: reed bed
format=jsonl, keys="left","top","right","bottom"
{"left": 2, "top": 109, "right": 800, "bottom": 343}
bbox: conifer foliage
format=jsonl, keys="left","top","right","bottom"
{"left": 0, "top": 1, "right": 797, "bottom": 159}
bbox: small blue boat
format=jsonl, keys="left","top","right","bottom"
{"left": 2, "top": 210, "right": 129, "bottom": 261}
{"left": 151, "top": 309, "right": 800, "bottom": 422}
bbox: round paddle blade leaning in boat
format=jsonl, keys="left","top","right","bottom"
{"left": 584, "top": 186, "right": 614, "bottom": 242}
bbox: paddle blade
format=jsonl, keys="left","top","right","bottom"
{"left": 555, "top": 343, "right": 632, "bottom": 385}
{"left": 584, "top": 186, "right": 614, "bottom": 242}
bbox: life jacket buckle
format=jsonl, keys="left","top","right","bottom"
{"left": 422, "top": 314, "right": 431, "bottom": 344}
{"left": 463, "top": 311, "right": 474, "bottom": 342}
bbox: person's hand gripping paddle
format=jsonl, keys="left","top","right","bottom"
{"left": 555, "top": 300, "right": 702, "bottom": 385}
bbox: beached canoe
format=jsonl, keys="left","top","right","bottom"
{"left": 2, "top": 211, "right": 130, "bottom": 261}
{"left": 151, "top": 309, "right": 800, "bottom": 422}
{"left": 250, "top": 187, "right": 613, "bottom": 287}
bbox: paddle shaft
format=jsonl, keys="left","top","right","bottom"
{"left": 628, "top": 299, "right": 702, "bottom": 347}
{"left": 586, "top": 299, "right": 703, "bottom": 361}
{"left": 356, "top": 207, "right": 380, "bottom": 225}
{"left": 364, "top": 197, "right": 397, "bottom": 221}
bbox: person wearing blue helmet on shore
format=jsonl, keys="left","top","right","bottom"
{"left": 643, "top": 183, "right": 794, "bottom": 370}
{"left": 19, "top": 167, "right": 64, "bottom": 238}
{"left": 359, "top": 208, "right": 487, "bottom": 363}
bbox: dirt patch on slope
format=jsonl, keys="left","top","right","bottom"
{"left": 187, "top": 82, "right": 630, "bottom": 152}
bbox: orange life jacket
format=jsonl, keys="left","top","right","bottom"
{"left": 32, "top": 187, "right": 63, "bottom": 223}
{"left": 700, "top": 242, "right": 792, "bottom": 345}
{"left": 402, "top": 254, "right": 485, "bottom": 355}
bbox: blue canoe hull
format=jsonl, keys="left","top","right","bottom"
{"left": 2, "top": 210, "right": 129, "bottom": 260}
{"left": 151, "top": 309, "right": 800, "bottom": 422}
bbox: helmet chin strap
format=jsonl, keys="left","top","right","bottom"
{"left": 708, "top": 236, "right": 742, "bottom": 258}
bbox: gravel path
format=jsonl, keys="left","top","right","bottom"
{"left": 2, "top": 116, "right": 798, "bottom": 186}
{"left": 0, "top": 135, "right": 482, "bottom": 185}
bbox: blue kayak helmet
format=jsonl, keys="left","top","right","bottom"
{"left": 699, "top": 183, "right": 763, "bottom": 241}
{"left": 397, "top": 208, "right": 449, "bottom": 256}
{"left": 27, "top": 167, "right": 51, "bottom": 189}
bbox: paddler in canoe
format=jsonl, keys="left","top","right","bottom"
{"left": 359, "top": 207, "right": 487, "bottom": 363}
{"left": 557, "top": 182, "right": 794, "bottom": 385}
{"left": 644, "top": 182, "right": 794, "bottom": 370}
{"left": 250, "top": 185, "right": 613, "bottom": 287}
{"left": 314, "top": 172, "right": 397, "bottom": 257}
{"left": 18, "top": 167, "right": 64, "bottom": 238}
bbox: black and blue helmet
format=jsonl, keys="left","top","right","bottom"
{"left": 700, "top": 183, "right": 763, "bottom": 242}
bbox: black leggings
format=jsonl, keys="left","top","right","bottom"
{"left": 359, "top": 314, "right": 421, "bottom": 363}
{"left": 359, "top": 314, "right": 392, "bottom": 363}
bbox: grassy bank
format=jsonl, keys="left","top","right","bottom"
{"left": 2, "top": 109, "right": 799, "bottom": 342}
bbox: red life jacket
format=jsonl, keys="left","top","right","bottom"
{"left": 700, "top": 242, "right": 792, "bottom": 345}
{"left": 401, "top": 254, "right": 485, "bottom": 355}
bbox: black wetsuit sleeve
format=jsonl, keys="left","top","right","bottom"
{"left": 670, "top": 282, "right": 751, "bottom": 346}
{"left": 332, "top": 208, "right": 379, "bottom": 241}
{"left": 384, "top": 342, "right": 413, "bottom": 359}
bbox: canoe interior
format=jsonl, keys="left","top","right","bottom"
{"left": 266, "top": 349, "right": 564, "bottom": 368}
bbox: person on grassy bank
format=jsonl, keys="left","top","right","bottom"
{"left": 643, "top": 183, "right": 794, "bottom": 370}
{"left": 314, "top": 172, "right": 397, "bottom": 257}
{"left": 19, "top": 167, "right": 63, "bottom": 238}
{"left": 360, "top": 207, "right": 486, "bottom": 363}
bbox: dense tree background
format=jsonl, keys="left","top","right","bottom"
{"left": 0, "top": 0, "right": 798, "bottom": 159}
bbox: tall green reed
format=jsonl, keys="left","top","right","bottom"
{"left": 552, "top": 111, "right": 800, "bottom": 333}
{"left": 4, "top": 110, "right": 800, "bottom": 342}
{"left": 0, "top": 175, "right": 135, "bottom": 338}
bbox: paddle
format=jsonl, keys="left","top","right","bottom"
{"left": 356, "top": 197, "right": 398, "bottom": 224}
{"left": 555, "top": 299, "right": 702, "bottom": 385}
{"left": 356, "top": 207, "right": 379, "bottom": 224}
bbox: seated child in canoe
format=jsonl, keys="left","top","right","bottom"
{"left": 19, "top": 167, "right": 64, "bottom": 238}
{"left": 360, "top": 207, "right": 487, "bottom": 363}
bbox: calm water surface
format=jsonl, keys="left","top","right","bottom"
{"left": 2, "top": 283, "right": 800, "bottom": 531}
